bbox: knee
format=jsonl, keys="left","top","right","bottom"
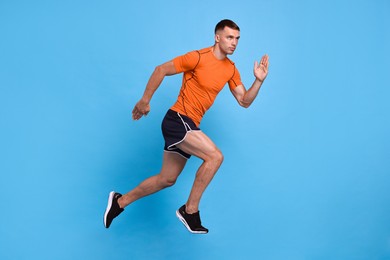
{"left": 165, "top": 177, "right": 177, "bottom": 187}
{"left": 158, "top": 175, "right": 177, "bottom": 188}
{"left": 210, "top": 148, "right": 224, "bottom": 166}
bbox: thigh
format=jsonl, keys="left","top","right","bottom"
{"left": 176, "top": 131, "right": 220, "bottom": 161}
{"left": 160, "top": 151, "right": 188, "bottom": 179}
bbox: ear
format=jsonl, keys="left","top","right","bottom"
{"left": 215, "top": 34, "right": 220, "bottom": 43}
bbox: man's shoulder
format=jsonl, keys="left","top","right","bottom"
{"left": 197, "top": 46, "right": 213, "bottom": 55}
{"left": 182, "top": 47, "right": 211, "bottom": 56}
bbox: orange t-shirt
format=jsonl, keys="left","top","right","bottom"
{"left": 171, "top": 46, "right": 242, "bottom": 126}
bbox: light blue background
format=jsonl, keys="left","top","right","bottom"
{"left": 1, "top": 0, "right": 389, "bottom": 259}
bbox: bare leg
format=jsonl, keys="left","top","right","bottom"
{"left": 176, "top": 131, "right": 223, "bottom": 214}
{"left": 118, "top": 152, "right": 187, "bottom": 208}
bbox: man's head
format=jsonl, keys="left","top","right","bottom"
{"left": 214, "top": 19, "right": 240, "bottom": 34}
{"left": 214, "top": 19, "right": 240, "bottom": 56}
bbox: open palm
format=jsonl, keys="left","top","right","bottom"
{"left": 254, "top": 54, "right": 269, "bottom": 82}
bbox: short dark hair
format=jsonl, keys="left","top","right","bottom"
{"left": 214, "top": 19, "right": 240, "bottom": 34}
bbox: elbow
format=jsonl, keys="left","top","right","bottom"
{"left": 154, "top": 61, "right": 175, "bottom": 76}
{"left": 154, "top": 65, "right": 166, "bottom": 76}
{"left": 239, "top": 100, "right": 251, "bottom": 108}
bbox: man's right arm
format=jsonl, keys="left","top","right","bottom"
{"left": 132, "top": 61, "right": 177, "bottom": 120}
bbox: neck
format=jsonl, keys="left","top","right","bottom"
{"left": 212, "top": 44, "right": 227, "bottom": 60}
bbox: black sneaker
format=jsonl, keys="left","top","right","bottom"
{"left": 176, "top": 205, "right": 208, "bottom": 234}
{"left": 103, "top": 191, "right": 124, "bottom": 228}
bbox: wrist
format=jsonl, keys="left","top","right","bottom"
{"left": 256, "top": 77, "right": 264, "bottom": 84}
{"left": 141, "top": 96, "right": 151, "bottom": 104}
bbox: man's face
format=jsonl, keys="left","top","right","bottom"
{"left": 215, "top": 27, "right": 240, "bottom": 55}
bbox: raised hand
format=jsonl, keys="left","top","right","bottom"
{"left": 254, "top": 54, "right": 269, "bottom": 82}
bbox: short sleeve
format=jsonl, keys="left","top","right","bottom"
{"left": 172, "top": 51, "right": 200, "bottom": 73}
{"left": 228, "top": 66, "right": 243, "bottom": 91}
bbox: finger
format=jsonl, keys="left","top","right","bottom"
{"left": 132, "top": 112, "right": 139, "bottom": 120}
{"left": 263, "top": 55, "right": 269, "bottom": 68}
{"left": 132, "top": 105, "right": 139, "bottom": 114}
{"left": 132, "top": 108, "right": 142, "bottom": 120}
{"left": 262, "top": 54, "right": 268, "bottom": 64}
{"left": 132, "top": 111, "right": 138, "bottom": 120}
{"left": 254, "top": 60, "right": 258, "bottom": 70}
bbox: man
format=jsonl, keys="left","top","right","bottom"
{"left": 104, "top": 19, "right": 269, "bottom": 234}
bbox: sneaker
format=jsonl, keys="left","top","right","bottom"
{"left": 103, "top": 191, "right": 124, "bottom": 228}
{"left": 176, "top": 205, "right": 208, "bottom": 234}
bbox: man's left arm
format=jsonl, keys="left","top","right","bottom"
{"left": 231, "top": 54, "right": 269, "bottom": 108}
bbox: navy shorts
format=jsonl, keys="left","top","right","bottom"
{"left": 161, "top": 109, "right": 200, "bottom": 159}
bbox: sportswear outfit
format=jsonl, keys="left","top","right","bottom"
{"left": 104, "top": 46, "right": 242, "bottom": 233}
{"left": 162, "top": 46, "right": 242, "bottom": 158}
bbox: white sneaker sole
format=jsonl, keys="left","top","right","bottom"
{"left": 104, "top": 191, "right": 115, "bottom": 228}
